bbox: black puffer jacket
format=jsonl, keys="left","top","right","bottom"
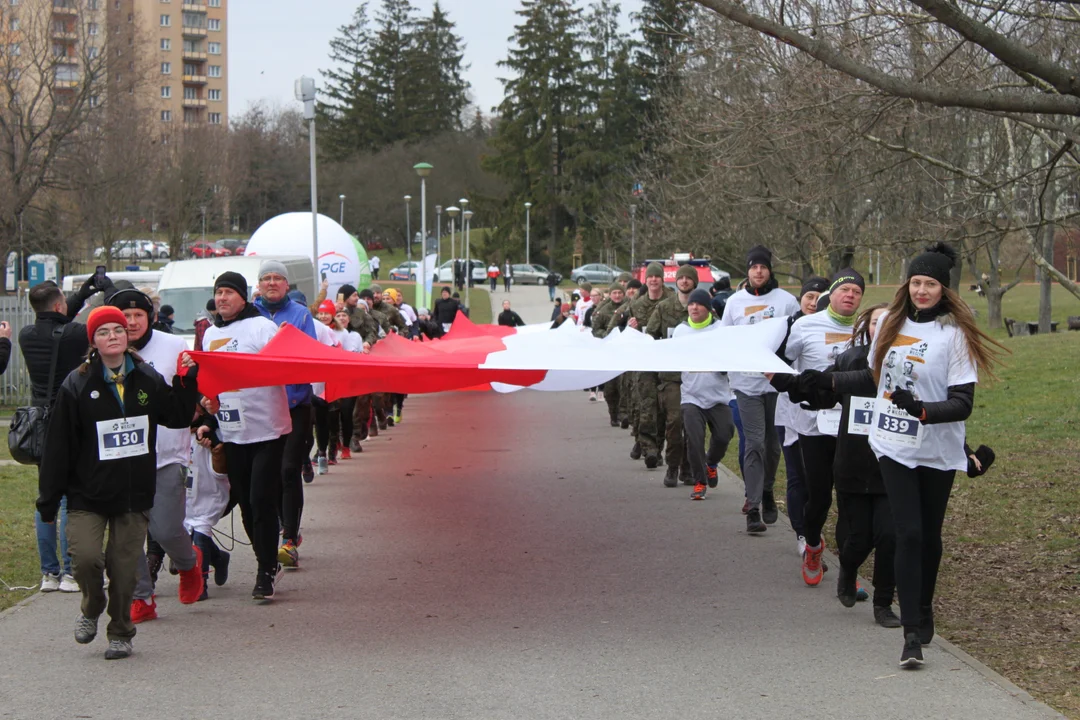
{"left": 824, "top": 345, "right": 885, "bottom": 495}
{"left": 36, "top": 354, "right": 199, "bottom": 522}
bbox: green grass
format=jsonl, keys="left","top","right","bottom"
{"left": 0, "top": 463, "right": 45, "bottom": 611}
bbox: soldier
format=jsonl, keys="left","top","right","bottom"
{"left": 367, "top": 283, "right": 408, "bottom": 335}
{"left": 592, "top": 283, "right": 628, "bottom": 427}
{"left": 646, "top": 264, "right": 698, "bottom": 487}
{"left": 612, "top": 263, "right": 671, "bottom": 468}
{"left": 616, "top": 278, "right": 642, "bottom": 432}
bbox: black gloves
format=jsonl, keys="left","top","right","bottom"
{"left": 966, "top": 444, "right": 995, "bottom": 478}
{"left": 890, "top": 386, "right": 924, "bottom": 418}
{"left": 801, "top": 369, "right": 835, "bottom": 392}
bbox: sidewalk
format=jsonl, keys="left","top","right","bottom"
{"left": 0, "top": 390, "right": 1065, "bottom": 719}
{"left": 488, "top": 282, "right": 560, "bottom": 325}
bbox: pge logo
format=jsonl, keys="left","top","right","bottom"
{"left": 319, "top": 251, "right": 350, "bottom": 276}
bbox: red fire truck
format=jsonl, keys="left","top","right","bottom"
{"left": 632, "top": 253, "right": 729, "bottom": 288}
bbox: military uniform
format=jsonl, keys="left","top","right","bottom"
{"left": 646, "top": 291, "right": 692, "bottom": 481}
{"left": 591, "top": 291, "right": 625, "bottom": 425}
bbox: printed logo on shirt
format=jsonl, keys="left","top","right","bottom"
{"left": 208, "top": 337, "right": 239, "bottom": 353}
{"left": 744, "top": 305, "right": 768, "bottom": 317}
{"left": 824, "top": 332, "right": 850, "bottom": 345}
{"left": 137, "top": 390, "right": 149, "bottom": 406}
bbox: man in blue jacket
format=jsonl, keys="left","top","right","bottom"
{"left": 253, "top": 260, "right": 317, "bottom": 567}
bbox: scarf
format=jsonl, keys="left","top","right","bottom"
{"left": 826, "top": 306, "right": 855, "bottom": 326}
{"left": 688, "top": 314, "right": 714, "bottom": 330}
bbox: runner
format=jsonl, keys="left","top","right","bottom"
{"left": 672, "top": 288, "right": 735, "bottom": 501}
{"left": 822, "top": 243, "right": 1004, "bottom": 667}
{"left": 591, "top": 283, "right": 627, "bottom": 427}
{"left": 719, "top": 246, "right": 798, "bottom": 534}
{"left": 312, "top": 300, "right": 341, "bottom": 475}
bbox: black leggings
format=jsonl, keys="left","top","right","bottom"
{"left": 836, "top": 492, "right": 896, "bottom": 607}
{"left": 280, "top": 405, "right": 312, "bottom": 543}
{"left": 313, "top": 397, "right": 329, "bottom": 455}
{"left": 328, "top": 397, "right": 356, "bottom": 450}
{"left": 878, "top": 456, "right": 955, "bottom": 631}
{"left": 797, "top": 434, "right": 838, "bottom": 548}
{"left": 224, "top": 437, "right": 285, "bottom": 573}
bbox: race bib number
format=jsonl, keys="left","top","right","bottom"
{"left": 871, "top": 397, "right": 923, "bottom": 449}
{"left": 816, "top": 407, "right": 842, "bottom": 436}
{"left": 216, "top": 398, "right": 245, "bottom": 432}
{"left": 96, "top": 416, "right": 150, "bottom": 461}
{"left": 847, "top": 397, "right": 875, "bottom": 436}
{"left": 185, "top": 465, "right": 195, "bottom": 499}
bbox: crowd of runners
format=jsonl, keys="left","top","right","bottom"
{"left": 22, "top": 243, "right": 1003, "bottom": 669}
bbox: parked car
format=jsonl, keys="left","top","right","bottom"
{"left": 435, "top": 259, "right": 486, "bottom": 284}
{"left": 389, "top": 261, "right": 421, "bottom": 281}
{"left": 93, "top": 240, "right": 153, "bottom": 261}
{"left": 570, "top": 263, "right": 625, "bottom": 285}
{"left": 189, "top": 241, "right": 231, "bottom": 259}
{"left": 215, "top": 238, "right": 248, "bottom": 255}
{"left": 709, "top": 264, "right": 731, "bottom": 283}
{"left": 510, "top": 263, "right": 561, "bottom": 285}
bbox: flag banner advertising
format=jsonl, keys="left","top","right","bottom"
{"left": 190, "top": 312, "right": 794, "bottom": 401}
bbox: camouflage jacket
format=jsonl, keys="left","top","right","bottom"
{"left": 346, "top": 305, "right": 379, "bottom": 346}
{"left": 646, "top": 294, "right": 690, "bottom": 382}
{"left": 591, "top": 299, "right": 623, "bottom": 339}
{"left": 372, "top": 300, "right": 408, "bottom": 334}
{"left": 609, "top": 287, "right": 672, "bottom": 335}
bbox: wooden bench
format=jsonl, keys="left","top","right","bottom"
{"left": 1005, "top": 318, "right": 1058, "bottom": 336}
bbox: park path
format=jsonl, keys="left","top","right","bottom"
{"left": 0, "top": 390, "right": 1064, "bottom": 720}
{"left": 488, "top": 281, "right": 559, "bottom": 325}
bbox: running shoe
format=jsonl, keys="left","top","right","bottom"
{"left": 341, "top": 445, "right": 352, "bottom": 460}
{"left": 691, "top": 483, "right": 706, "bottom": 501}
{"left": 40, "top": 573, "right": 60, "bottom": 592}
{"left": 177, "top": 545, "right": 205, "bottom": 604}
{"left": 746, "top": 508, "right": 766, "bottom": 534}
{"left": 295, "top": 533, "right": 303, "bottom": 548}
{"left": 899, "top": 632, "right": 924, "bottom": 668}
{"left": 393, "top": 414, "right": 402, "bottom": 424}
{"left": 302, "top": 461, "right": 314, "bottom": 484}
{"left": 796, "top": 535, "right": 807, "bottom": 558}
{"left": 598, "top": 392, "right": 604, "bottom": 401}
{"left": 74, "top": 615, "right": 98, "bottom": 644}
{"left": 761, "top": 491, "right": 779, "bottom": 524}
{"left": 104, "top": 639, "right": 133, "bottom": 660}
{"left": 856, "top": 583, "right": 870, "bottom": 602}
{"left": 59, "top": 574, "right": 79, "bottom": 593}
{"left": 369, "top": 423, "right": 379, "bottom": 437}
{"left": 706, "top": 464, "right": 718, "bottom": 488}
{"left": 328, "top": 456, "right": 338, "bottom": 466}
{"left": 589, "top": 391, "right": 597, "bottom": 402}
{"left": 130, "top": 597, "right": 157, "bottom": 624}
{"left": 836, "top": 566, "right": 857, "bottom": 607}
{"left": 386, "top": 417, "right": 395, "bottom": 428}
{"left": 214, "top": 550, "right": 230, "bottom": 586}
{"left": 316, "top": 454, "right": 328, "bottom": 475}
{"left": 278, "top": 540, "right": 299, "bottom": 568}
{"left": 252, "top": 567, "right": 278, "bottom": 601}
{"left": 874, "top": 606, "right": 902, "bottom": 628}
{"left": 609, "top": 417, "right": 619, "bottom": 427}
{"left": 801, "top": 542, "right": 824, "bottom": 586}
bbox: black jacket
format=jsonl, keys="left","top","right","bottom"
{"left": 545, "top": 272, "right": 558, "bottom": 288}
{"left": 0, "top": 337, "right": 10, "bottom": 375}
{"left": 822, "top": 345, "right": 885, "bottom": 495}
{"left": 434, "top": 298, "right": 460, "bottom": 325}
{"left": 36, "top": 355, "right": 199, "bottom": 523}
{"left": 498, "top": 309, "right": 525, "bottom": 327}
{"left": 17, "top": 282, "right": 101, "bottom": 407}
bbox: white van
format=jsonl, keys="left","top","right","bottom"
{"left": 157, "top": 255, "right": 315, "bottom": 339}
{"left": 62, "top": 270, "right": 163, "bottom": 295}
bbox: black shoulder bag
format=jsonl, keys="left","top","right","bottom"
{"left": 8, "top": 327, "right": 64, "bottom": 465}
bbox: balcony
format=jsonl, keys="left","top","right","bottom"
{"left": 182, "top": 97, "right": 206, "bottom": 108}
{"left": 52, "top": 2, "right": 79, "bottom": 17}
{"left": 181, "top": 48, "right": 207, "bottom": 60}
{"left": 183, "top": 74, "right": 207, "bottom": 85}
{"left": 52, "top": 28, "right": 78, "bottom": 41}
{"left": 182, "top": 24, "right": 208, "bottom": 38}
{"left": 182, "top": 2, "right": 208, "bottom": 12}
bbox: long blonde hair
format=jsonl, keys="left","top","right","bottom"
{"left": 871, "top": 282, "right": 1006, "bottom": 382}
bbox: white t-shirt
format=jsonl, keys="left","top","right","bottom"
{"left": 370, "top": 256, "right": 380, "bottom": 270}
{"left": 399, "top": 303, "right": 417, "bottom": 326}
{"left": 202, "top": 315, "right": 292, "bottom": 444}
{"left": 783, "top": 310, "right": 855, "bottom": 437}
{"left": 313, "top": 321, "right": 338, "bottom": 399}
{"left": 719, "top": 286, "right": 799, "bottom": 395}
{"left": 138, "top": 330, "right": 191, "bottom": 469}
{"left": 332, "top": 327, "right": 364, "bottom": 353}
{"left": 672, "top": 321, "right": 732, "bottom": 408}
{"left": 868, "top": 313, "right": 978, "bottom": 472}
{"left": 183, "top": 438, "right": 229, "bottom": 537}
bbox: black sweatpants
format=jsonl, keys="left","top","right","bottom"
{"left": 797, "top": 434, "right": 838, "bottom": 548}
{"left": 280, "top": 404, "right": 312, "bottom": 543}
{"left": 224, "top": 436, "right": 285, "bottom": 574}
{"left": 836, "top": 492, "right": 896, "bottom": 607}
{"left": 878, "top": 456, "right": 955, "bottom": 631}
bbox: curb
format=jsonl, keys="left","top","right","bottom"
{"left": 0, "top": 586, "right": 46, "bottom": 622}
{"left": 714, "top": 464, "right": 1068, "bottom": 720}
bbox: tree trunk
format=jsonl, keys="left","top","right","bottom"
{"left": 1039, "top": 224, "right": 1053, "bottom": 333}
{"left": 986, "top": 288, "right": 1004, "bottom": 329}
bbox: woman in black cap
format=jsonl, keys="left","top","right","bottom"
{"left": 820, "top": 243, "right": 1005, "bottom": 668}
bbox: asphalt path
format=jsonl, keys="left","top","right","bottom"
{"left": 0, "top": 390, "right": 1063, "bottom": 719}
{"left": 490, "top": 282, "right": 560, "bottom": 325}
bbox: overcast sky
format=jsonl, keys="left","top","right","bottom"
{"left": 228, "top": 0, "right": 645, "bottom": 118}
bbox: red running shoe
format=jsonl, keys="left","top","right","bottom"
{"left": 130, "top": 596, "right": 157, "bottom": 624}
{"left": 340, "top": 444, "right": 352, "bottom": 460}
{"left": 177, "top": 545, "right": 205, "bottom": 604}
{"left": 802, "top": 542, "right": 824, "bottom": 586}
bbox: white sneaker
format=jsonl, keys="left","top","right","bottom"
{"left": 40, "top": 574, "right": 61, "bottom": 593}
{"left": 797, "top": 536, "right": 807, "bottom": 558}
{"left": 598, "top": 392, "right": 604, "bottom": 401}
{"left": 589, "top": 391, "right": 597, "bottom": 402}
{"left": 59, "top": 574, "right": 79, "bottom": 593}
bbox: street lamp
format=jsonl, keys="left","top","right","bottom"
{"left": 200, "top": 205, "right": 207, "bottom": 243}
{"left": 435, "top": 205, "right": 443, "bottom": 268}
{"left": 446, "top": 206, "right": 460, "bottom": 288}
{"left": 413, "top": 162, "right": 433, "bottom": 308}
{"left": 404, "top": 195, "right": 412, "bottom": 262}
{"left": 295, "top": 76, "right": 319, "bottom": 281}
{"left": 463, "top": 208, "right": 473, "bottom": 311}
{"left": 524, "top": 201, "right": 532, "bottom": 266}
{"left": 629, "top": 204, "right": 637, "bottom": 270}
{"left": 339, "top": 194, "right": 345, "bottom": 226}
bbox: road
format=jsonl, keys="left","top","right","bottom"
{"left": 0, "top": 390, "right": 1062, "bottom": 719}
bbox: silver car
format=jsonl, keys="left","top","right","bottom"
{"left": 510, "top": 263, "right": 561, "bottom": 285}
{"left": 570, "top": 263, "right": 624, "bottom": 285}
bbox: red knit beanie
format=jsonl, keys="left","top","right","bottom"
{"left": 87, "top": 306, "right": 129, "bottom": 342}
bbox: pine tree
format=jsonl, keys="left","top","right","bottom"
{"left": 366, "top": 0, "right": 419, "bottom": 145}
{"left": 633, "top": 0, "right": 694, "bottom": 127}
{"left": 485, "top": 0, "right": 587, "bottom": 265}
{"left": 408, "top": 1, "right": 470, "bottom": 138}
{"left": 318, "top": 4, "right": 379, "bottom": 160}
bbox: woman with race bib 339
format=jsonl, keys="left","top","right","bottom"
{"left": 812, "top": 243, "right": 1004, "bottom": 669}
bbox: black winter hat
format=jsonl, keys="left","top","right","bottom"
{"left": 908, "top": 242, "right": 957, "bottom": 288}
{"left": 687, "top": 288, "right": 712, "bottom": 308}
{"left": 829, "top": 268, "right": 865, "bottom": 293}
{"left": 205, "top": 298, "right": 217, "bottom": 313}
{"left": 746, "top": 245, "right": 772, "bottom": 272}
{"left": 338, "top": 283, "right": 358, "bottom": 300}
{"left": 107, "top": 288, "right": 154, "bottom": 316}
{"left": 159, "top": 305, "right": 175, "bottom": 317}
{"left": 800, "top": 276, "right": 829, "bottom": 298}
{"left": 214, "top": 271, "right": 248, "bottom": 300}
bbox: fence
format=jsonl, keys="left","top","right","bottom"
{"left": 0, "top": 294, "right": 40, "bottom": 407}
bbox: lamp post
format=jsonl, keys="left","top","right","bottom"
{"left": 413, "top": 162, "right": 433, "bottom": 308}
{"left": 339, "top": 194, "right": 345, "bottom": 226}
{"left": 435, "top": 205, "right": 443, "bottom": 267}
{"left": 463, "top": 208, "right": 473, "bottom": 311}
{"left": 446, "top": 206, "right": 460, "bottom": 288}
{"left": 629, "top": 204, "right": 637, "bottom": 270}
{"left": 524, "top": 201, "right": 532, "bottom": 266}
{"left": 294, "top": 76, "right": 319, "bottom": 281}
{"left": 200, "top": 205, "right": 207, "bottom": 243}
{"left": 404, "top": 195, "right": 412, "bottom": 262}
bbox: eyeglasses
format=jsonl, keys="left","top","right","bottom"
{"left": 94, "top": 327, "right": 127, "bottom": 339}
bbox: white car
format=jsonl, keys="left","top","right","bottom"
{"left": 435, "top": 259, "right": 486, "bottom": 284}
{"left": 710, "top": 265, "right": 731, "bottom": 283}
{"left": 93, "top": 239, "right": 169, "bottom": 261}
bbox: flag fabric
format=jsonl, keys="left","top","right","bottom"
{"left": 190, "top": 312, "right": 794, "bottom": 402}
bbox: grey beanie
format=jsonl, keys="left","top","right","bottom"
{"left": 258, "top": 260, "right": 290, "bottom": 282}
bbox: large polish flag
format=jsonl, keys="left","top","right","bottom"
{"left": 190, "top": 312, "right": 793, "bottom": 401}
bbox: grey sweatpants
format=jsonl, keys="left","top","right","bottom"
{"left": 134, "top": 463, "right": 197, "bottom": 601}
{"left": 681, "top": 403, "right": 735, "bottom": 485}
{"left": 733, "top": 390, "right": 781, "bottom": 510}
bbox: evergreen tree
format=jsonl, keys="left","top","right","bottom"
{"left": 318, "top": 4, "right": 379, "bottom": 160}
{"left": 633, "top": 0, "right": 695, "bottom": 127}
{"left": 485, "top": 0, "right": 587, "bottom": 265}
{"left": 366, "top": 0, "right": 419, "bottom": 145}
{"left": 409, "top": 2, "right": 470, "bottom": 138}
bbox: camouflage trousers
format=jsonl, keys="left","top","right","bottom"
{"left": 635, "top": 372, "right": 661, "bottom": 456}
{"left": 604, "top": 375, "right": 622, "bottom": 423}
{"left": 658, "top": 380, "right": 689, "bottom": 472}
